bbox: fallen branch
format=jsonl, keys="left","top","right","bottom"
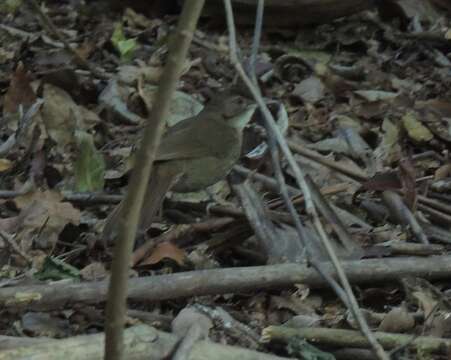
{"left": 3, "top": 255, "right": 451, "bottom": 310}
{"left": 263, "top": 326, "right": 451, "bottom": 355}
{"left": 0, "top": 324, "right": 290, "bottom": 360}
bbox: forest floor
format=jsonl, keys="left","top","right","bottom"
{"left": 1, "top": 1, "right": 451, "bottom": 359}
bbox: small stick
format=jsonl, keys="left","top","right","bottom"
{"left": 249, "top": 0, "right": 264, "bottom": 84}
{"left": 233, "top": 165, "right": 299, "bottom": 195}
{"left": 0, "top": 231, "right": 33, "bottom": 265}
{"left": 382, "top": 191, "right": 429, "bottom": 244}
{"left": 417, "top": 203, "right": 451, "bottom": 226}
{"left": 417, "top": 195, "right": 451, "bottom": 216}
{"left": 287, "top": 140, "right": 369, "bottom": 182}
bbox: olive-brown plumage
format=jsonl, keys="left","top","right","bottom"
{"left": 103, "top": 93, "right": 256, "bottom": 240}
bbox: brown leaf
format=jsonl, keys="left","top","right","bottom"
{"left": 3, "top": 63, "right": 36, "bottom": 115}
{"left": 361, "top": 171, "right": 402, "bottom": 191}
{"left": 399, "top": 157, "right": 417, "bottom": 210}
{"left": 140, "top": 241, "right": 187, "bottom": 267}
{"left": 75, "top": 40, "right": 96, "bottom": 61}
{"left": 12, "top": 190, "right": 81, "bottom": 249}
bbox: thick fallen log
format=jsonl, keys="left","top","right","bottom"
{"left": 0, "top": 324, "right": 290, "bottom": 360}
{"left": 2, "top": 256, "right": 451, "bottom": 310}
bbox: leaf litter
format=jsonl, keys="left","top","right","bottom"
{"left": 1, "top": 1, "right": 451, "bottom": 359}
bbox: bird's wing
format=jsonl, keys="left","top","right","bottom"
{"left": 156, "top": 117, "right": 214, "bottom": 161}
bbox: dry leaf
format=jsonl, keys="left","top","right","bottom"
{"left": 140, "top": 241, "right": 187, "bottom": 267}
{"left": 0, "top": 159, "right": 13, "bottom": 172}
{"left": 12, "top": 190, "right": 81, "bottom": 250}
{"left": 402, "top": 111, "right": 433, "bottom": 142}
{"left": 378, "top": 305, "right": 415, "bottom": 332}
{"left": 80, "top": 262, "right": 108, "bottom": 281}
{"left": 3, "top": 63, "right": 36, "bottom": 115}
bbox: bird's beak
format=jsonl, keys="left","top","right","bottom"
{"left": 228, "top": 104, "right": 257, "bottom": 129}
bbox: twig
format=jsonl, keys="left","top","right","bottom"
{"left": 222, "top": 2, "right": 388, "bottom": 359}
{"left": 62, "top": 192, "right": 122, "bottom": 205}
{"left": 0, "top": 231, "right": 33, "bottom": 265}
{"left": 249, "top": 0, "right": 264, "bottom": 84}
{"left": 0, "top": 98, "right": 44, "bottom": 156}
{"left": 231, "top": 173, "right": 295, "bottom": 263}
{"left": 417, "top": 203, "right": 451, "bottom": 225}
{"left": 420, "top": 221, "right": 451, "bottom": 244}
{"left": 374, "top": 242, "right": 443, "bottom": 257}
{"left": 233, "top": 165, "right": 299, "bottom": 195}
{"left": 104, "top": 2, "right": 205, "bottom": 359}
{"left": 305, "top": 175, "right": 363, "bottom": 257}
{"left": 265, "top": 125, "right": 349, "bottom": 303}
{"left": 28, "top": 0, "right": 109, "bottom": 80}
{"left": 287, "top": 140, "right": 369, "bottom": 182}
{"left": 267, "top": 182, "right": 350, "bottom": 209}
{"left": 0, "top": 24, "right": 35, "bottom": 40}
{"left": 382, "top": 191, "right": 429, "bottom": 244}
{"left": 418, "top": 195, "right": 451, "bottom": 216}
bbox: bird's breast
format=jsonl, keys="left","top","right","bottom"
{"left": 170, "top": 141, "right": 241, "bottom": 193}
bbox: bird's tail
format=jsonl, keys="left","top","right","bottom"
{"left": 102, "top": 164, "right": 182, "bottom": 246}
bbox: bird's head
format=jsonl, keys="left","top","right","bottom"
{"left": 216, "top": 94, "right": 257, "bottom": 129}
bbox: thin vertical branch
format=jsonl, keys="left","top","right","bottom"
{"left": 266, "top": 128, "right": 349, "bottom": 305}
{"left": 104, "top": 1, "right": 205, "bottom": 359}
{"left": 222, "top": 2, "right": 389, "bottom": 360}
{"left": 249, "top": 0, "right": 264, "bottom": 84}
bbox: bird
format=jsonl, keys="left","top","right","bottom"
{"left": 102, "top": 91, "right": 256, "bottom": 242}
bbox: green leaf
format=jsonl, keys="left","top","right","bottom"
{"left": 74, "top": 130, "right": 105, "bottom": 191}
{"left": 111, "top": 23, "right": 137, "bottom": 62}
{"left": 34, "top": 257, "right": 80, "bottom": 281}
